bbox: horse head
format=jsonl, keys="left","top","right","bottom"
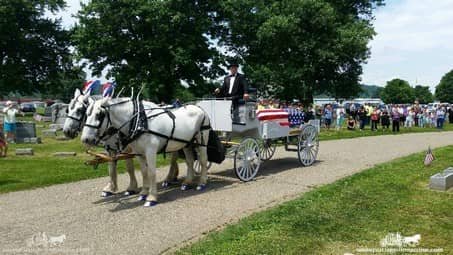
{"left": 63, "top": 88, "right": 91, "bottom": 138}
{"left": 80, "top": 97, "right": 110, "bottom": 146}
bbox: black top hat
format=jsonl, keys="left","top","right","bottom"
{"left": 227, "top": 62, "right": 239, "bottom": 68}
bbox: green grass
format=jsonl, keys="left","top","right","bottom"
{"left": 178, "top": 146, "right": 453, "bottom": 255}
{"left": 0, "top": 119, "right": 169, "bottom": 193}
{"left": 1, "top": 118, "right": 452, "bottom": 194}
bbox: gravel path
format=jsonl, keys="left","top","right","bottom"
{"left": 1, "top": 131, "right": 453, "bottom": 255}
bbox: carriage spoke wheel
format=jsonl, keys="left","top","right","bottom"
{"left": 297, "top": 125, "right": 319, "bottom": 166}
{"left": 234, "top": 138, "right": 261, "bottom": 182}
{"left": 260, "top": 139, "right": 276, "bottom": 161}
{"left": 193, "top": 160, "right": 212, "bottom": 175}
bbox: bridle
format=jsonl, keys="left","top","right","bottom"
{"left": 83, "top": 99, "right": 132, "bottom": 142}
{"left": 66, "top": 95, "right": 88, "bottom": 131}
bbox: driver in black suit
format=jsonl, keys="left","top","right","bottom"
{"left": 215, "top": 62, "right": 249, "bottom": 122}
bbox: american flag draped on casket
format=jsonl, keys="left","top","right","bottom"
{"left": 286, "top": 108, "right": 305, "bottom": 126}
{"left": 256, "top": 109, "right": 290, "bottom": 126}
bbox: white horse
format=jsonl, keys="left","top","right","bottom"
{"left": 81, "top": 97, "right": 211, "bottom": 206}
{"left": 63, "top": 89, "right": 179, "bottom": 197}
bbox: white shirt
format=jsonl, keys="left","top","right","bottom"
{"left": 228, "top": 75, "right": 236, "bottom": 95}
{"left": 3, "top": 107, "right": 18, "bottom": 123}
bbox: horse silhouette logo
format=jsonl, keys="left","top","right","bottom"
{"left": 380, "top": 232, "right": 421, "bottom": 248}
{"left": 26, "top": 232, "right": 66, "bottom": 248}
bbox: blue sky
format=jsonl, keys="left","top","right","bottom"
{"left": 56, "top": 0, "right": 453, "bottom": 90}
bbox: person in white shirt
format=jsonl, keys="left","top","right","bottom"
{"left": 3, "top": 101, "right": 24, "bottom": 143}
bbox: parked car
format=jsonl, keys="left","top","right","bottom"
{"left": 20, "top": 102, "right": 36, "bottom": 112}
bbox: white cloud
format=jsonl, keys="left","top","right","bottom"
{"left": 361, "top": 0, "right": 453, "bottom": 91}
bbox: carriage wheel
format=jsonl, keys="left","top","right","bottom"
{"left": 297, "top": 125, "right": 319, "bottom": 166}
{"left": 260, "top": 139, "right": 276, "bottom": 161}
{"left": 234, "top": 138, "right": 261, "bottom": 182}
{"left": 193, "top": 160, "right": 212, "bottom": 175}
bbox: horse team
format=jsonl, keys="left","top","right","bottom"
{"left": 63, "top": 89, "right": 211, "bottom": 207}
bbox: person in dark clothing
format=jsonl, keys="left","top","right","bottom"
{"left": 357, "top": 107, "right": 367, "bottom": 131}
{"left": 215, "top": 62, "right": 249, "bottom": 122}
{"left": 381, "top": 110, "right": 390, "bottom": 130}
{"left": 347, "top": 116, "right": 356, "bottom": 130}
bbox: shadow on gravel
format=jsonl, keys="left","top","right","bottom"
{"left": 92, "top": 157, "right": 321, "bottom": 212}
{"left": 92, "top": 176, "right": 237, "bottom": 212}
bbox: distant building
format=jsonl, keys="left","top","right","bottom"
{"left": 313, "top": 97, "right": 383, "bottom": 106}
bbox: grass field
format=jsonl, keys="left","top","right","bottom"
{"left": 178, "top": 146, "right": 453, "bottom": 255}
{"left": 0, "top": 118, "right": 168, "bottom": 193}
{"left": 1, "top": 117, "right": 453, "bottom": 194}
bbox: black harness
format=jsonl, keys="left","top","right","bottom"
{"left": 87, "top": 100, "right": 210, "bottom": 154}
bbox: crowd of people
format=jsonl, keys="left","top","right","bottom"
{"left": 320, "top": 103, "right": 451, "bottom": 132}
{"left": 254, "top": 98, "right": 452, "bottom": 132}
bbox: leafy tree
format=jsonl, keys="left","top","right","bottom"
{"left": 413, "top": 85, "right": 433, "bottom": 104}
{"left": 435, "top": 70, "right": 453, "bottom": 103}
{"left": 0, "top": 0, "right": 80, "bottom": 98}
{"left": 73, "top": 0, "right": 224, "bottom": 102}
{"left": 216, "top": 0, "right": 384, "bottom": 104}
{"left": 380, "top": 78, "right": 415, "bottom": 104}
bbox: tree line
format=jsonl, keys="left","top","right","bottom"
{"left": 1, "top": 0, "right": 387, "bottom": 103}
{"left": 378, "top": 70, "right": 453, "bottom": 104}
{"left": 3, "top": 1, "right": 452, "bottom": 104}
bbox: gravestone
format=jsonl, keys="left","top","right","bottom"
{"left": 53, "top": 152, "right": 77, "bottom": 157}
{"left": 23, "top": 137, "right": 42, "bottom": 144}
{"left": 430, "top": 167, "right": 453, "bottom": 191}
{"left": 15, "top": 122, "right": 37, "bottom": 143}
{"left": 16, "top": 148, "right": 34, "bottom": 155}
{"left": 51, "top": 103, "right": 69, "bottom": 124}
{"left": 42, "top": 129, "right": 57, "bottom": 137}
{"left": 49, "top": 124, "right": 64, "bottom": 131}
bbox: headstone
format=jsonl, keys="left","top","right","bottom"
{"left": 30, "top": 137, "right": 42, "bottom": 144}
{"left": 429, "top": 168, "right": 453, "bottom": 191}
{"left": 51, "top": 103, "right": 69, "bottom": 124}
{"left": 42, "top": 129, "right": 57, "bottom": 137}
{"left": 53, "top": 152, "right": 77, "bottom": 157}
{"left": 55, "top": 136, "right": 70, "bottom": 141}
{"left": 15, "top": 122, "right": 37, "bottom": 143}
{"left": 49, "top": 124, "right": 64, "bottom": 131}
{"left": 16, "top": 148, "right": 34, "bottom": 156}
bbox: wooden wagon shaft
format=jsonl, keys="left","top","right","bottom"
{"left": 221, "top": 141, "right": 241, "bottom": 146}
{"left": 85, "top": 150, "right": 136, "bottom": 166}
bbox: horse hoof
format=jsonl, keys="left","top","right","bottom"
{"left": 124, "top": 190, "right": 138, "bottom": 196}
{"left": 144, "top": 201, "right": 158, "bottom": 207}
{"left": 101, "top": 191, "right": 114, "bottom": 197}
{"left": 181, "top": 184, "right": 191, "bottom": 191}
{"left": 196, "top": 184, "right": 207, "bottom": 191}
{"left": 137, "top": 195, "right": 147, "bottom": 201}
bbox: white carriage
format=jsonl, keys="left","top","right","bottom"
{"left": 196, "top": 99, "right": 319, "bottom": 181}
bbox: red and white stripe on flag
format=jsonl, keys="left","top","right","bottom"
{"left": 424, "top": 147, "right": 435, "bottom": 166}
{"left": 256, "top": 109, "right": 290, "bottom": 126}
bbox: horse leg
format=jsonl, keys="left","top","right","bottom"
{"left": 181, "top": 147, "right": 195, "bottom": 191}
{"left": 102, "top": 151, "right": 118, "bottom": 197}
{"left": 137, "top": 156, "right": 149, "bottom": 201}
{"left": 162, "top": 151, "right": 180, "bottom": 188}
{"left": 144, "top": 150, "right": 158, "bottom": 207}
{"left": 195, "top": 146, "right": 208, "bottom": 191}
{"left": 124, "top": 158, "right": 139, "bottom": 196}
